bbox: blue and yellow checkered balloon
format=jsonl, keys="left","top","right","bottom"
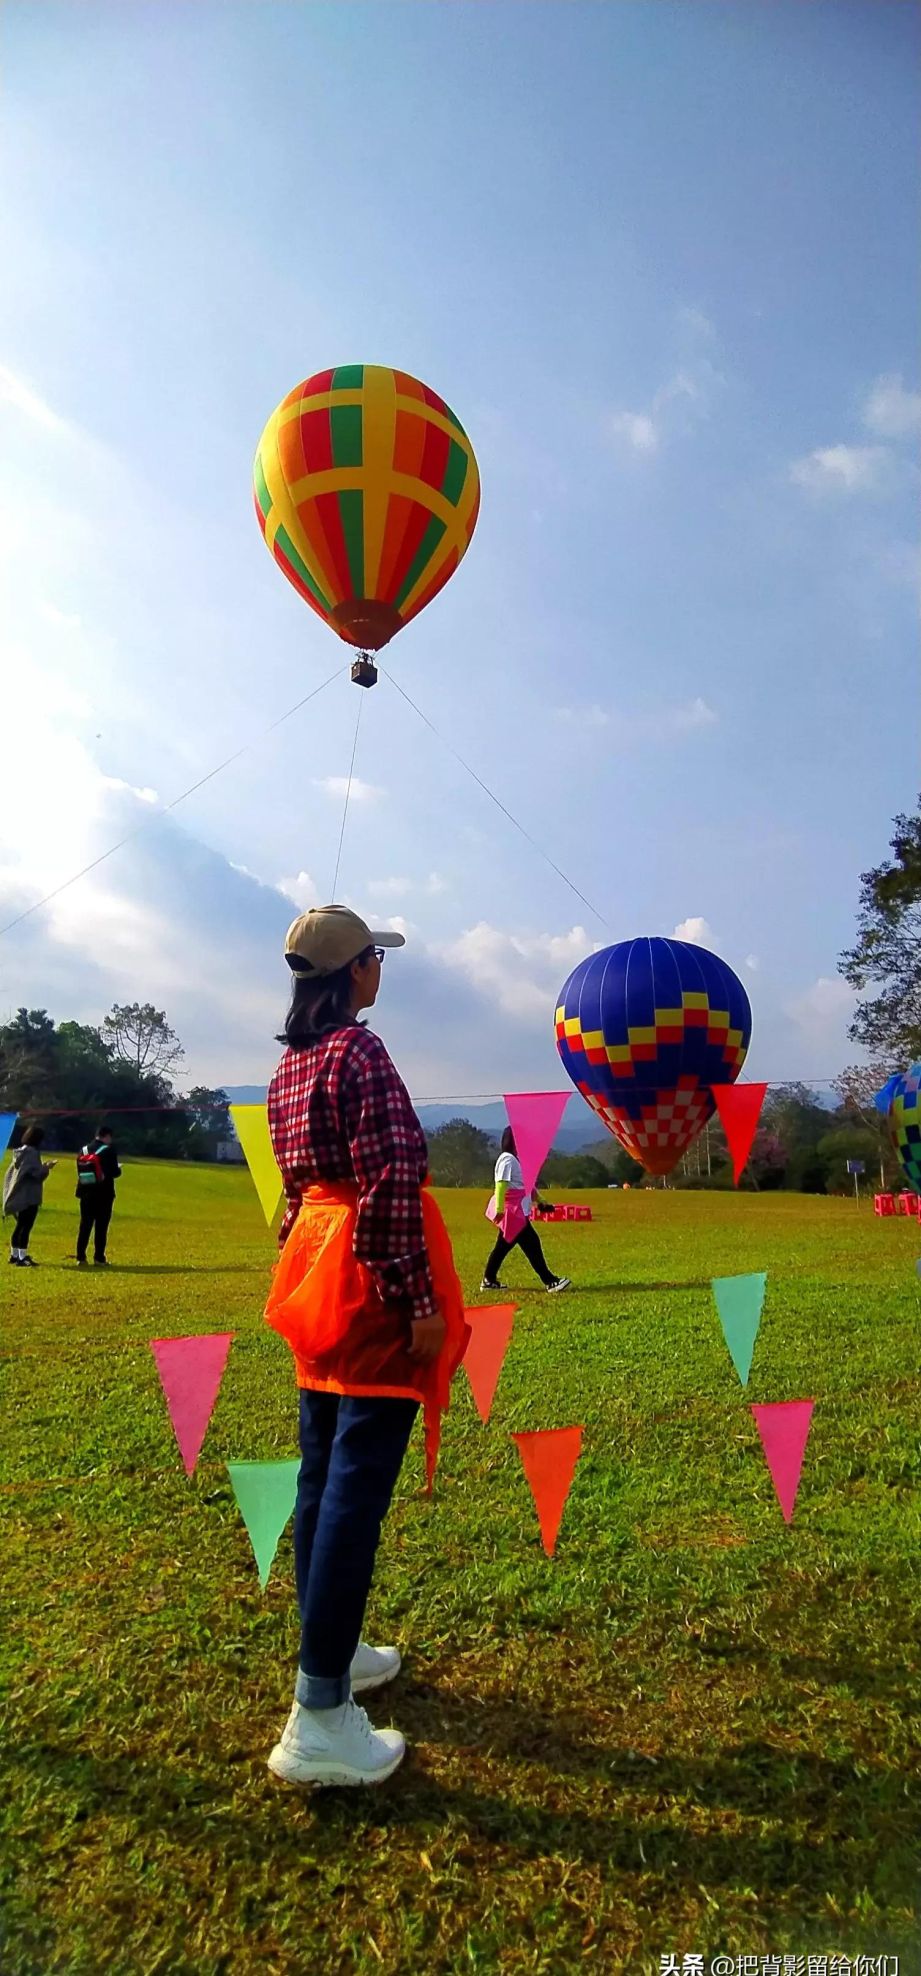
{"left": 887, "top": 1062, "right": 921, "bottom": 1191}
{"left": 554, "top": 936, "right": 753, "bottom": 1177}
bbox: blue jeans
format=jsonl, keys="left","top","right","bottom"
{"left": 293, "top": 1389, "right": 419, "bottom": 1710}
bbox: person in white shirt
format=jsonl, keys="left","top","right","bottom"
{"left": 481, "top": 1128, "right": 571, "bottom": 1293}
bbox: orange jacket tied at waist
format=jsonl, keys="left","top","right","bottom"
{"left": 264, "top": 1181, "right": 470, "bottom": 1489}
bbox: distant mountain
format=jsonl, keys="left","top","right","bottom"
{"left": 222, "top": 1086, "right": 600, "bottom": 1153}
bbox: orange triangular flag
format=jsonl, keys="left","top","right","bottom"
{"left": 512, "top": 1426, "right": 583, "bottom": 1557}
{"left": 462, "top": 1305, "right": 515, "bottom": 1423}
{"left": 712, "top": 1083, "right": 768, "bottom": 1184}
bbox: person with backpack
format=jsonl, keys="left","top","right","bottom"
{"left": 75, "top": 1127, "right": 121, "bottom": 1267}
{"left": 3, "top": 1125, "right": 57, "bottom": 1267}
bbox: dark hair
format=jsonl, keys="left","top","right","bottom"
{"left": 500, "top": 1126, "right": 517, "bottom": 1155}
{"left": 21, "top": 1124, "right": 45, "bottom": 1148}
{"left": 277, "top": 947, "right": 373, "bottom": 1049}
{"left": 96, "top": 1127, "right": 114, "bottom": 1142}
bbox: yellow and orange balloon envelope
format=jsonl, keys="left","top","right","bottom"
{"left": 254, "top": 364, "right": 480, "bottom": 651}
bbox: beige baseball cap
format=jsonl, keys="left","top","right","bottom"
{"left": 284, "top": 905, "right": 406, "bottom": 978}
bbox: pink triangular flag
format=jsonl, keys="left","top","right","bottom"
{"left": 503, "top": 1092, "right": 570, "bottom": 1197}
{"left": 512, "top": 1425, "right": 583, "bottom": 1556}
{"left": 151, "top": 1333, "right": 234, "bottom": 1476}
{"left": 750, "top": 1400, "right": 814, "bottom": 1523}
{"left": 712, "top": 1083, "right": 768, "bottom": 1185}
{"left": 463, "top": 1305, "right": 516, "bottom": 1422}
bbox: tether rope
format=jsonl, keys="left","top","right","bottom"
{"left": 331, "top": 690, "right": 364, "bottom": 900}
{"left": 380, "top": 667, "right": 612, "bottom": 932}
{"left": 0, "top": 664, "right": 348, "bottom": 937}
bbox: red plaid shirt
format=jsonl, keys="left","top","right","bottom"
{"left": 266, "top": 1025, "right": 438, "bottom": 1322}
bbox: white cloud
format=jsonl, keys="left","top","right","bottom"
{"left": 276, "top": 870, "right": 319, "bottom": 910}
{"left": 555, "top": 703, "right": 610, "bottom": 728}
{"left": 556, "top": 697, "right": 717, "bottom": 740}
{"left": 39, "top": 600, "right": 82, "bottom": 629}
{"left": 671, "top": 696, "right": 717, "bottom": 732}
{"left": 438, "top": 921, "right": 594, "bottom": 1022}
{"left": 673, "top": 917, "right": 714, "bottom": 947}
{"left": 863, "top": 373, "right": 921, "bottom": 440}
{"left": 0, "top": 362, "right": 66, "bottom": 434}
{"left": 877, "top": 540, "right": 921, "bottom": 592}
{"left": 609, "top": 339, "right": 725, "bottom": 457}
{"left": 745, "top": 954, "right": 760, "bottom": 973}
{"left": 368, "top": 876, "right": 412, "bottom": 899}
{"left": 103, "top": 775, "right": 158, "bottom": 805}
{"left": 0, "top": 649, "right": 132, "bottom": 911}
{"left": 610, "top": 410, "right": 659, "bottom": 454}
{"left": 677, "top": 306, "right": 715, "bottom": 340}
{"left": 315, "top": 775, "right": 383, "bottom": 802}
{"left": 786, "top": 975, "right": 854, "bottom": 1037}
{"left": 657, "top": 370, "right": 703, "bottom": 410}
{"left": 368, "top": 871, "right": 447, "bottom": 901}
{"left": 790, "top": 444, "right": 890, "bottom": 496}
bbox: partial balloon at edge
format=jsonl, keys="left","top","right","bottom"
{"left": 887, "top": 1062, "right": 921, "bottom": 1192}
{"left": 554, "top": 936, "right": 753, "bottom": 1176}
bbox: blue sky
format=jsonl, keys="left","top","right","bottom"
{"left": 0, "top": 1, "right": 917, "bottom": 1104}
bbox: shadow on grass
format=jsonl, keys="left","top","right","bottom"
{"left": 52, "top": 1263, "right": 266, "bottom": 1276}
{"left": 583, "top": 1280, "right": 711, "bottom": 1293}
{"left": 482, "top": 1281, "right": 710, "bottom": 1294}
{"left": 8, "top": 1691, "right": 917, "bottom": 1944}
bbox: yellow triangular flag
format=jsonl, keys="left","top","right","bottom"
{"left": 229, "top": 1104, "right": 284, "bottom": 1226}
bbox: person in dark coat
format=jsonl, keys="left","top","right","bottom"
{"left": 75, "top": 1127, "right": 122, "bottom": 1267}
{"left": 3, "top": 1125, "right": 57, "bottom": 1266}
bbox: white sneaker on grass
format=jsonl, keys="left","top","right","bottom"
{"left": 350, "top": 1639, "right": 401, "bottom": 1694}
{"left": 479, "top": 1277, "right": 505, "bottom": 1291}
{"left": 268, "top": 1696, "right": 405, "bottom": 1789}
{"left": 546, "top": 1276, "right": 571, "bottom": 1293}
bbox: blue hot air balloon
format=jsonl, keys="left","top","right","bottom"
{"left": 555, "top": 936, "right": 753, "bottom": 1176}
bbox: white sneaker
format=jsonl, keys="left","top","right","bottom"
{"left": 267, "top": 1697, "right": 405, "bottom": 1789}
{"left": 350, "top": 1639, "right": 401, "bottom": 1694}
{"left": 479, "top": 1276, "right": 505, "bottom": 1291}
{"left": 546, "top": 1276, "right": 571, "bottom": 1293}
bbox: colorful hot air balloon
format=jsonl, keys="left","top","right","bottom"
{"left": 554, "top": 937, "right": 753, "bottom": 1176}
{"left": 253, "top": 365, "right": 480, "bottom": 665}
{"left": 887, "top": 1062, "right": 921, "bottom": 1191}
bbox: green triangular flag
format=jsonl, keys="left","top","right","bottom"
{"left": 226, "top": 1460, "right": 299, "bottom": 1590}
{"left": 711, "top": 1272, "right": 766, "bottom": 1388}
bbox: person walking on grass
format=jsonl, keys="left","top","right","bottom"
{"left": 481, "top": 1126, "right": 571, "bottom": 1294}
{"left": 3, "top": 1125, "right": 57, "bottom": 1267}
{"left": 75, "top": 1126, "right": 121, "bottom": 1267}
{"left": 262, "top": 906, "right": 469, "bottom": 1792}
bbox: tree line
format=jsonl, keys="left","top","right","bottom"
{"left": 0, "top": 1004, "right": 230, "bottom": 1160}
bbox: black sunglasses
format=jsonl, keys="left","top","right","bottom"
{"left": 373, "top": 947, "right": 386, "bottom": 964}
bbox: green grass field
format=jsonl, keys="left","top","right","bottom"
{"left": 2, "top": 1163, "right": 919, "bottom": 1975}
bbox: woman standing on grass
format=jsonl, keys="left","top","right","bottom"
{"left": 481, "top": 1127, "right": 570, "bottom": 1294}
{"left": 3, "top": 1125, "right": 57, "bottom": 1267}
{"left": 263, "top": 905, "right": 469, "bottom": 1792}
